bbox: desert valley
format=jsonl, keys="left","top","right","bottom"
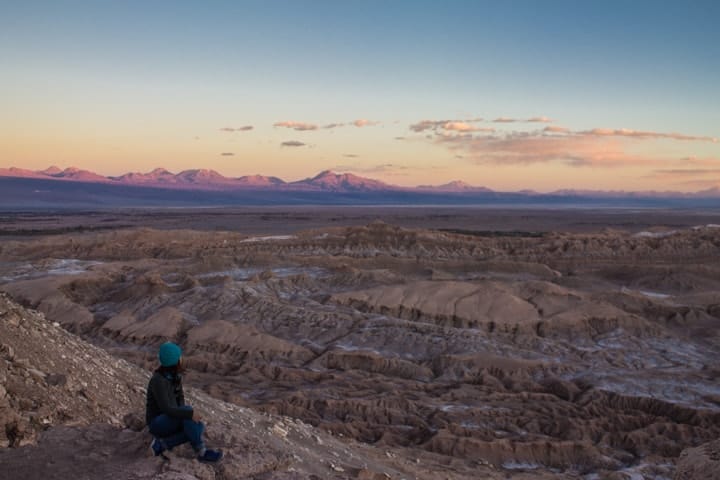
{"left": 1, "top": 207, "right": 719, "bottom": 479}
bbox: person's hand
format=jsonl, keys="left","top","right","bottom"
{"left": 193, "top": 411, "right": 202, "bottom": 422}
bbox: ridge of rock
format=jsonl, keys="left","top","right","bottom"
{"left": 0, "top": 293, "right": 460, "bottom": 479}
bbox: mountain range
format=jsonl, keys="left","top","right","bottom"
{"left": 0, "top": 166, "right": 485, "bottom": 193}
{"left": 2, "top": 165, "right": 719, "bottom": 197}
{"left": 0, "top": 165, "right": 719, "bottom": 209}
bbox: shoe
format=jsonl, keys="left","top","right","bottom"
{"left": 198, "top": 449, "right": 223, "bottom": 463}
{"left": 150, "top": 438, "right": 166, "bottom": 457}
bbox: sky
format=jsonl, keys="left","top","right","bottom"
{"left": 2, "top": 0, "right": 719, "bottom": 192}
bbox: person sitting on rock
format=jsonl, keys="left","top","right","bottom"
{"left": 146, "top": 341, "right": 222, "bottom": 463}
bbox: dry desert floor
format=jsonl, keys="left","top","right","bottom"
{"left": 1, "top": 207, "right": 719, "bottom": 479}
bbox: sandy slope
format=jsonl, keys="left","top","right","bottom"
{"left": 1, "top": 293, "right": 523, "bottom": 479}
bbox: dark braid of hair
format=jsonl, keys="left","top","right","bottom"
{"left": 156, "top": 364, "right": 180, "bottom": 379}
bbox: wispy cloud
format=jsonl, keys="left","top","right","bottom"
{"left": 673, "top": 178, "right": 720, "bottom": 188}
{"left": 353, "top": 119, "right": 380, "bottom": 127}
{"left": 578, "top": 128, "right": 717, "bottom": 143}
{"left": 645, "top": 168, "right": 720, "bottom": 183}
{"left": 333, "top": 163, "right": 410, "bottom": 176}
{"left": 275, "top": 120, "right": 380, "bottom": 131}
{"left": 281, "top": 140, "right": 306, "bottom": 147}
{"left": 543, "top": 126, "right": 570, "bottom": 133}
{"left": 220, "top": 152, "right": 234, "bottom": 156}
{"left": 409, "top": 118, "right": 483, "bottom": 132}
{"left": 409, "top": 120, "right": 450, "bottom": 132}
{"left": 434, "top": 131, "right": 659, "bottom": 167}
{"left": 442, "top": 122, "right": 495, "bottom": 133}
{"left": 417, "top": 118, "right": 720, "bottom": 167}
{"left": 343, "top": 154, "right": 359, "bottom": 158}
{"left": 653, "top": 168, "right": 720, "bottom": 175}
{"left": 679, "top": 156, "right": 720, "bottom": 166}
{"left": 527, "top": 116, "right": 554, "bottom": 123}
{"left": 219, "top": 126, "right": 253, "bottom": 132}
{"left": 274, "top": 121, "right": 318, "bottom": 131}
{"left": 411, "top": 116, "right": 716, "bottom": 142}
{"left": 495, "top": 116, "right": 554, "bottom": 123}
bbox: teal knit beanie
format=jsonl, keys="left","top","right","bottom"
{"left": 159, "top": 342, "right": 182, "bottom": 367}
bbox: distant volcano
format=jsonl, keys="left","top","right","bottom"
{"left": 289, "top": 170, "right": 394, "bottom": 191}
{"left": 417, "top": 180, "right": 493, "bottom": 193}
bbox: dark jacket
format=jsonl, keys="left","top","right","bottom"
{"left": 145, "top": 369, "right": 194, "bottom": 425}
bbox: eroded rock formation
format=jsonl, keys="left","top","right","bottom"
{"left": 1, "top": 221, "right": 719, "bottom": 478}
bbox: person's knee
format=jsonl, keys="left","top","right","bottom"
{"left": 149, "top": 415, "right": 176, "bottom": 436}
{"left": 183, "top": 419, "right": 204, "bottom": 432}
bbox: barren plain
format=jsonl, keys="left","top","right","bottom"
{"left": 1, "top": 207, "right": 719, "bottom": 479}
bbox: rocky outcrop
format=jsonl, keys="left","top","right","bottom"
{"left": 1, "top": 294, "right": 507, "bottom": 479}
{"left": 674, "top": 440, "right": 720, "bottom": 480}
{"left": 333, "top": 280, "right": 540, "bottom": 331}
{"left": 185, "top": 320, "right": 316, "bottom": 366}
{"left": 0, "top": 294, "right": 144, "bottom": 448}
{"left": 331, "top": 279, "right": 655, "bottom": 338}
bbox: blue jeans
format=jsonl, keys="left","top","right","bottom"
{"left": 148, "top": 406, "right": 205, "bottom": 452}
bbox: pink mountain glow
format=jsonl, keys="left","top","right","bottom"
{"left": 417, "top": 180, "right": 493, "bottom": 193}
{"left": 49, "top": 167, "right": 109, "bottom": 182}
{"left": 0, "top": 165, "right": 718, "bottom": 196}
{"left": 235, "top": 174, "right": 286, "bottom": 187}
{"left": 40, "top": 165, "right": 63, "bottom": 175}
{"left": 173, "top": 169, "right": 229, "bottom": 184}
{"left": 0, "top": 167, "right": 48, "bottom": 179}
{"left": 289, "top": 170, "right": 393, "bottom": 191}
{"left": 113, "top": 168, "right": 177, "bottom": 184}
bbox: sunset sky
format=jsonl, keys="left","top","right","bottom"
{"left": 2, "top": 0, "right": 719, "bottom": 192}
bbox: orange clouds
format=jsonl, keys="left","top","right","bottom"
{"left": 333, "top": 163, "right": 410, "bottom": 176}
{"left": 645, "top": 165, "right": 720, "bottom": 188}
{"left": 275, "top": 119, "right": 379, "bottom": 130}
{"left": 680, "top": 156, "right": 720, "bottom": 166}
{"left": 442, "top": 122, "right": 495, "bottom": 133}
{"left": 352, "top": 119, "right": 379, "bottom": 127}
{"left": 408, "top": 116, "right": 718, "bottom": 169}
{"left": 652, "top": 168, "right": 720, "bottom": 176}
{"left": 578, "top": 128, "right": 717, "bottom": 142}
{"left": 409, "top": 118, "right": 485, "bottom": 132}
{"left": 433, "top": 131, "right": 667, "bottom": 167}
{"left": 409, "top": 116, "right": 555, "bottom": 132}
{"left": 543, "top": 126, "right": 570, "bottom": 133}
{"left": 527, "top": 116, "right": 554, "bottom": 123}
